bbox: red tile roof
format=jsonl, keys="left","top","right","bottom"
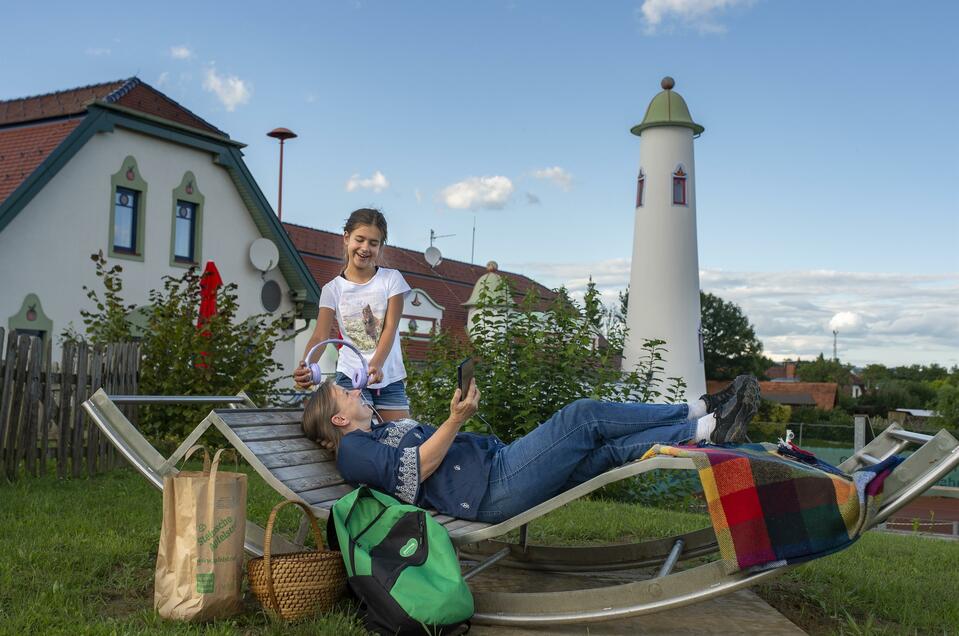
{"left": 0, "top": 118, "right": 82, "bottom": 204}
{"left": 283, "top": 222, "right": 557, "bottom": 357}
{"left": 707, "top": 380, "right": 838, "bottom": 411}
{"left": 0, "top": 80, "right": 127, "bottom": 126}
{"left": 0, "top": 78, "right": 227, "bottom": 207}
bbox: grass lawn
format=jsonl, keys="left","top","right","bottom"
{"left": 2, "top": 467, "right": 958, "bottom": 635}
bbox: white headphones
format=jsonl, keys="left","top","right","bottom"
{"left": 304, "top": 339, "right": 369, "bottom": 389}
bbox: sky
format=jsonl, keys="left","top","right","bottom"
{"left": 3, "top": 1, "right": 957, "bottom": 367}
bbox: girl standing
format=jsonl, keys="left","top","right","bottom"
{"left": 295, "top": 208, "right": 412, "bottom": 422}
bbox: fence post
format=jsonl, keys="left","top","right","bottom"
{"left": 854, "top": 415, "right": 867, "bottom": 452}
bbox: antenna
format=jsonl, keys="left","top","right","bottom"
{"left": 471, "top": 215, "right": 476, "bottom": 264}
{"left": 425, "top": 228, "right": 455, "bottom": 269}
{"left": 833, "top": 329, "right": 838, "bottom": 362}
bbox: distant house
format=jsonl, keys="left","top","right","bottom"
{"left": 888, "top": 408, "right": 938, "bottom": 432}
{"left": 707, "top": 379, "right": 838, "bottom": 411}
{"left": 282, "top": 222, "right": 556, "bottom": 364}
{"left": 0, "top": 79, "right": 320, "bottom": 382}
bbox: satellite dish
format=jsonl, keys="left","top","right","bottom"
{"left": 250, "top": 238, "right": 279, "bottom": 272}
{"left": 424, "top": 246, "right": 442, "bottom": 268}
{"left": 261, "top": 280, "right": 282, "bottom": 312}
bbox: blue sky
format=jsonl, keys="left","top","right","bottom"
{"left": 3, "top": 1, "right": 957, "bottom": 366}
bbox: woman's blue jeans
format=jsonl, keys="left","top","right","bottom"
{"left": 475, "top": 399, "right": 696, "bottom": 523}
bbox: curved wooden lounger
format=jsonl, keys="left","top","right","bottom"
{"left": 82, "top": 389, "right": 959, "bottom": 626}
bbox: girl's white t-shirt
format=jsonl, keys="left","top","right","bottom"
{"left": 319, "top": 267, "right": 411, "bottom": 389}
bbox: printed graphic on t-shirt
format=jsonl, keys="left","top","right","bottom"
{"left": 340, "top": 292, "right": 385, "bottom": 352}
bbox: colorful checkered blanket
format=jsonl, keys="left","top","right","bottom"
{"left": 641, "top": 442, "right": 902, "bottom": 573}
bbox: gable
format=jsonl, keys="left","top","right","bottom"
{"left": 0, "top": 103, "right": 319, "bottom": 314}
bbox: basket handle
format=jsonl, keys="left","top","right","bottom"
{"left": 262, "top": 499, "right": 326, "bottom": 613}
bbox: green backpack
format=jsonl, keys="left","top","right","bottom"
{"left": 331, "top": 487, "right": 474, "bottom": 635}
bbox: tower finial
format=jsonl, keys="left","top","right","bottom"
{"left": 661, "top": 76, "right": 675, "bottom": 90}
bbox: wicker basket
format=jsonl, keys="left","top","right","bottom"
{"left": 247, "top": 500, "right": 346, "bottom": 621}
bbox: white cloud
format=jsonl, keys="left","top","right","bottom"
{"left": 829, "top": 311, "right": 864, "bottom": 334}
{"left": 503, "top": 261, "right": 959, "bottom": 367}
{"left": 531, "top": 166, "right": 573, "bottom": 191}
{"left": 85, "top": 47, "right": 111, "bottom": 57}
{"left": 439, "top": 176, "right": 514, "bottom": 210}
{"left": 202, "top": 67, "right": 252, "bottom": 111}
{"left": 346, "top": 171, "right": 390, "bottom": 193}
{"left": 170, "top": 45, "right": 193, "bottom": 60}
{"left": 638, "top": 0, "right": 753, "bottom": 35}
{"left": 156, "top": 71, "right": 170, "bottom": 88}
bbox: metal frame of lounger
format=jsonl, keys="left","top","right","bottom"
{"left": 82, "top": 389, "right": 959, "bottom": 626}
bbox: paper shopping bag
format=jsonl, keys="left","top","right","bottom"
{"left": 154, "top": 446, "right": 247, "bottom": 621}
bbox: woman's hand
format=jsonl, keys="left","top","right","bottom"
{"left": 449, "top": 379, "right": 480, "bottom": 425}
{"left": 293, "top": 362, "right": 313, "bottom": 389}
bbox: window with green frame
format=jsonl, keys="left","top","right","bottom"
{"left": 170, "top": 172, "right": 204, "bottom": 267}
{"left": 109, "top": 156, "right": 148, "bottom": 261}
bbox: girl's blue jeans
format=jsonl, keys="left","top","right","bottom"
{"left": 475, "top": 399, "right": 696, "bottom": 523}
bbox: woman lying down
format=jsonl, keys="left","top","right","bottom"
{"left": 302, "top": 376, "right": 760, "bottom": 523}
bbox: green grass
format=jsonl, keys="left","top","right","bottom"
{"left": 2, "top": 467, "right": 957, "bottom": 635}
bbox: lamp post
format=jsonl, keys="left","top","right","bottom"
{"left": 267, "top": 127, "right": 297, "bottom": 221}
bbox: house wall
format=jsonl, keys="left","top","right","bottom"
{"left": 0, "top": 126, "right": 296, "bottom": 385}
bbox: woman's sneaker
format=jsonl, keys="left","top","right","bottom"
{"left": 699, "top": 375, "right": 753, "bottom": 414}
{"left": 710, "top": 376, "right": 760, "bottom": 444}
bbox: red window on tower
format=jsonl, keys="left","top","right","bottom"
{"left": 672, "top": 167, "right": 687, "bottom": 205}
{"left": 636, "top": 169, "right": 645, "bottom": 208}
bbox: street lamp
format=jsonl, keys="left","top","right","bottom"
{"left": 267, "top": 127, "right": 297, "bottom": 221}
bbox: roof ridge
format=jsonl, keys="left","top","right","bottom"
{"left": 0, "top": 78, "right": 129, "bottom": 105}
{"left": 103, "top": 77, "right": 141, "bottom": 103}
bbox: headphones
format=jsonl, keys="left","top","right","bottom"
{"left": 303, "top": 339, "right": 369, "bottom": 389}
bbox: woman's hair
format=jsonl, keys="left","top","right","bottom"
{"left": 302, "top": 380, "right": 344, "bottom": 453}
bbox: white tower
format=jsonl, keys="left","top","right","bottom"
{"left": 622, "top": 77, "right": 706, "bottom": 402}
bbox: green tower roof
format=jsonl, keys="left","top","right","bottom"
{"left": 630, "top": 77, "right": 704, "bottom": 137}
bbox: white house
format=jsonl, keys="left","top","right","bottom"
{"left": 0, "top": 78, "right": 321, "bottom": 384}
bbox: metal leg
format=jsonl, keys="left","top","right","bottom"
{"left": 656, "top": 538, "right": 685, "bottom": 578}
{"left": 519, "top": 523, "right": 529, "bottom": 550}
{"left": 464, "top": 547, "right": 511, "bottom": 581}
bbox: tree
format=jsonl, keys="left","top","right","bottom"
{"left": 699, "top": 291, "right": 766, "bottom": 380}
{"left": 796, "top": 353, "right": 852, "bottom": 386}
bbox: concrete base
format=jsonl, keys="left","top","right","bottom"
{"left": 468, "top": 567, "right": 805, "bottom": 635}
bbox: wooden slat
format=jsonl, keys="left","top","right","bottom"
{"left": 71, "top": 343, "right": 88, "bottom": 478}
{"left": 4, "top": 335, "right": 31, "bottom": 481}
{"left": 0, "top": 328, "right": 9, "bottom": 463}
{"left": 86, "top": 346, "right": 103, "bottom": 476}
{"left": 57, "top": 342, "right": 75, "bottom": 479}
{"left": 23, "top": 337, "right": 42, "bottom": 476}
{"left": 301, "top": 484, "right": 355, "bottom": 505}
{"left": 215, "top": 410, "right": 305, "bottom": 428}
{"left": 231, "top": 424, "right": 306, "bottom": 442}
{"left": 39, "top": 340, "right": 53, "bottom": 476}
{"left": 441, "top": 519, "right": 476, "bottom": 532}
{"left": 246, "top": 438, "right": 320, "bottom": 455}
{"left": 272, "top": 461, "right": 337, "bottom": 482}
{"left": 259, "top": 449, "right": 332, "bottom": 469}
{"left": 447, "top": 521, "right": 492, "bottom": 538}
{"left": 284, "top": 472, "right": 348, "bottom": 494}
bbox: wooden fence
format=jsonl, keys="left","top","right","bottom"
{"left": 0, "top": 328, "right": 139, "bottom": 481}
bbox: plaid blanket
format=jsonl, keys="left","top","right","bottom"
{"left": 641, "top": 442, "right": 902, "bottom": 573}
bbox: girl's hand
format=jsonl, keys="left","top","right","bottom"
{"left": 367, "top": 365, "right": 384, "bottom": 385}
{"left": 293, "top": 362, "right": 314, "bottom": 389}
{"left": 449, "top": 379, "right": 480, "bottom": 425}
